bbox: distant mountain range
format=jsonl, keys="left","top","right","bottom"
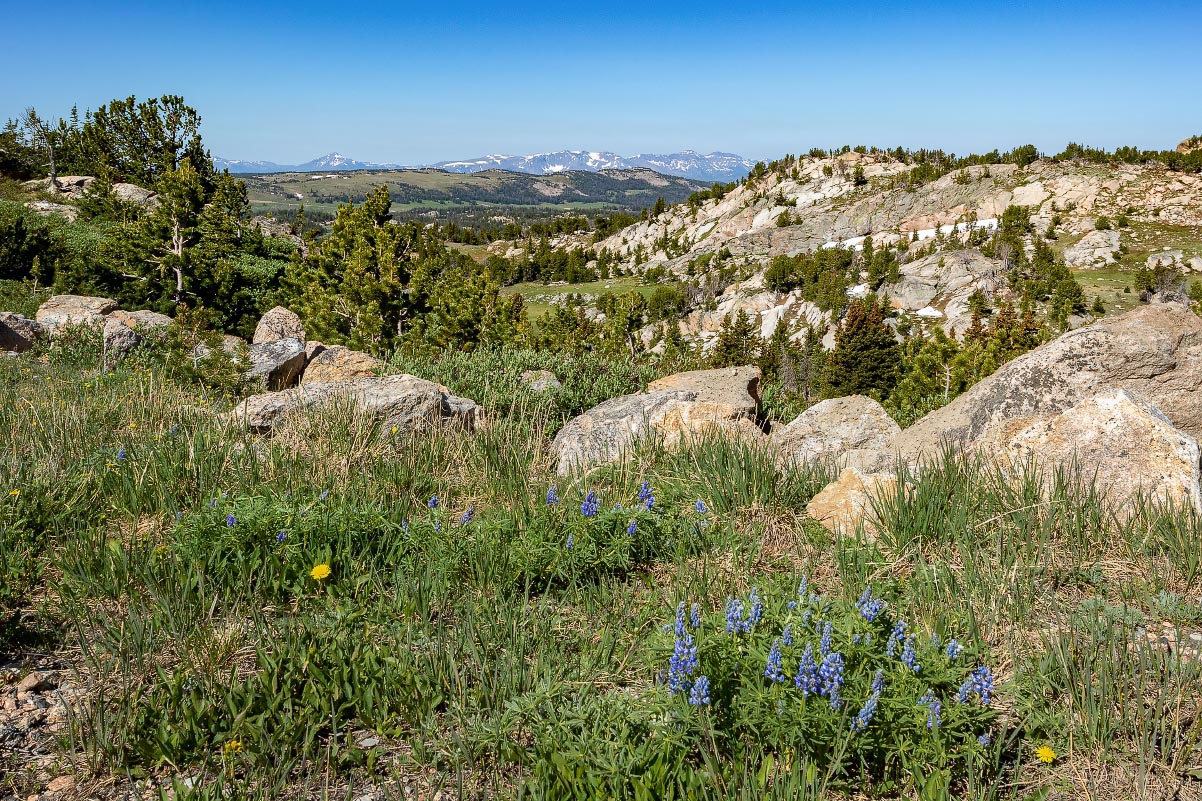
{"left": 213, "top": 150, "right": 754, "bottom": 182}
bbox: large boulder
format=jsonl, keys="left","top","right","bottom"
{"left": 35, "top": 295, "right": 118, "bottom": 331}
{"left": 897, "top": 303, "right": 1202, "bottom": 463}
{"left": 300, "top": 346, "right": 384, "bottom": 384}
{"left": 771, "top": 395, "right": 899, "bottom": 473}
{"left": 805, "top": 467, "right": 899, "bottom": 541}
{"left": 229, "top": 374, "right": 478, "bottom": 434}
{"left": 551, "top": 366, "right": 764, "bottom": 476}
{"left": 0, "top": 313, "right": 46, "bottom": 353}
{"left": 246, "top": 338, "right": 306, "bottom": 390}
{"left": 111, "top": 183, "right": 157, "bottom": 206}
{"left": 102, "top": 317, "right": 143, "bottom": 365}
{"left": 25, "top": 200, "right": 79, "bottom": 222}
{"left": 988, "top": 389, "right": 1202, "bottom": 512}
{"left": 107, "top": 309, "right": 173, "bottom": 331}
{"left": 253, "top": 306, "right": 305, "bottom": 344}
{"left": 1063, "top": 229, "right": 1121, "bottom": 270}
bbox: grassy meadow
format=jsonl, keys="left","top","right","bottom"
{"left": 2, "top": 334, "right": 1202, "bottom": 800}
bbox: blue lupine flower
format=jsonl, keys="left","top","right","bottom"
{"left": 545, "top": 486, "right": 559, "bottom": 505}
{"left": 688, "top": 675, "right": 711, "bottom": 706}
{"left": 627, "top": 519, "right": 637, "bottom": 536}
{"left": 748, "top": 588, "right": 764, "bottom": 626}
{"left": 930, "top": 632, "right": 941, "bottom": 648}
{"left": 794, "top": 643, "right": 819, "bottom": 696}
{"left": 856, "top": 587, "right": 886, "bottom": 621}
{"left": 820, "top": 621, "right": 833, "bottom": 657}
{"left": 644, "top": 496, "right": 655, "bottom": 511}
{"left": 565, "top": 533, "right": 574, "bottom": 550}
{"left": 459, "top": 507, "right": 475, "bottom": 525}
{"left": 208, "top": 498, "right": 217, "bottom": 509}
{"left": 175, "top": 511, "right": 183, "bottom": 521}
{"left": 797, "top": 577, "right": 808, "bottom": 601}
{"left": 852, "top": 634, "right": 861, "bottom": 645}
{"left": 765, "top": 638, "right": 787, "bottom": 683}
{"left": 901, "top": 636, "right": 921, "bottom": 672}
{"left": 401, "top": 519, "right": 410, "bottom": 534}
{"left": 667, "top": 636, "right": 699, "bottom": 694}
{"left": 695, "top": 499, "right": 707, "bottom": 514}
{"left": 434, "top": 519, "right": 441, "bottom": 532}
{"left": 787, "top": 600, "right": 798, "bottom": 610}
{"left": 818, "top": 652, "right": 845, "bottom": 709}
{"left": 870, "top": 669, "right": 885, "bottom": 694}
{"left": 945, "top": 639, "right": 964, "bottom": 660}
{"left": 689, "top": 603, "right": 701, "bottom": 630}
{"left": 886, "top": 620, "right": 908, "bottom": 657}
{"left": 851, "top": 689, "right": 880, "bottom": 732}
{"left": 781, "top": 623, "right": 794, "bottom": 647}
{"left": 580, "top": 490, "right": 599, "bottom": 517}
{"left": 724, "top": 598, "right": 745, "bottom": 633}
{"left": 957, "top": 666, "right": 994, "bottom": 706}
{"left": 225, "top": 513, "right": 236, "bottom": 527}
{"left": 918, "top": 689, "right": 942, "bottom": 728}
{"left": 276, "top": 531, "right": 286, "bottom": 543}
{"left": 978, "top": 733, "right": 992, "bottom": 747}
{"left": 428, "top": 495, "right": 440, "bottom": 509}
{"left": 116, "top": 446, "right": 127, "bottom": 461}
{"left": 674, "top": 603, "right": 688, "bottom": 638}
{"left": 319, "top": 489, "right": 330, "bottom": 501}
{"left": 636, "top": 482, "right": 653, "bottom": 505}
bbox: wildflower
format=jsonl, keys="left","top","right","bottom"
{"left": 957, "top": 666, "right": 995, "bottom": 706}
{"left": 565, "top": 533, "right": 574, "bottom": 550}
{"left": 694, "top": 499, "right": 707, "bottom": 514}
{"left": 689, "top": 602, "right": 701, "bottom": 630}
{"left": 400, "top": 519, "right": 409, "bottom": 534}
{"left": 129, "top": 422, "right": 136, "bottom": 429}
{"left": 724, "top": 598, "right": 746, "bottom": 633}
{"left": 748, "top": 588, "right": 764, "bottom": 626}
{"left": 459, "top": 507, "right": 475, "bottom": 525}
{"left": 310, "top": 563, "right": 331, "bottom": 581}
{"left": 765, "top": 638, "right": 787, "bottom": 683}
{"left": 626, "top": 519, "right": 637, "bottom": 536}
{"left": 433, "top": 519, "right": 441, "bottom": 532}
{"left": 851, "top": 689, "right": 880, "bottom": 732}
{"left": 428, "top": 495, "right": 440, "bottom": 509}
{"left": 319, "top": 489, "right": 330, "bottom": 501}
{"left": 918, "top": 689, "right": 942, "bottom": 728}
{"left": 794, "top": 643, "right": 818, "bottom": 696}
{"left": 674, "top": 603, "right": 688, "bottom": 638}
{"left": 781, "top": 623, "right": 794, "bottom": 647}
{"left": 886, "top": 620, "right": 908, "bottom": 657}
{"left": 117, "top": 446, "right": 127, "bottom": 461}
{"left": 276, "top": 531, "right": 286, "bottom": 543}
{"left": 636, "top": 482, "right": 653, "bottom": 506}
{"left": 7, "top": 489, "right": 17, "bottom": 497}
{"left": 945, "top": 639, "right": 964, "bottom": 660}
{"left": 175, "top": 511, "right": 183, "bottom": 521}
{"left": 819, "top": 621, "right": 833, "bottom": 657}
{"left": 688, "top": 675, "right": 711, "bottom": 706}
{"left": 580, "top": 490, "right": 599, "bottom": 517}
{"left": 545, "top": 486, "right": 559, "bottom": 505}
{"left": 1035, "top": 745, "right": 1056, "bottom": 764}
{"left": 901, "top": 636, "right": 921, "bottom": 672}
{"left": 226, "top": 513, "right": 236, "bottom": 527}
{"left": 818, "top": 652, "right": 845, "bottom": 708}
{"left": 855, "top": 587, "right": 885, "bottom": 622}
{"left": 871, "top": 669, "right": 885, "bottom": 694}
{"left": 222, "top": 739, "right": 242, "bottom": 754}
{"left": 978, "top": 734, "right": 992, "bottom": 747}
{"left": 667, "top": 635, "right": 699, "bottom": 693}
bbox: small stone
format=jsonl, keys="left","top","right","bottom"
{"left": 358, "top": 736, "right": 381, "bottom": 749}
{"left": 17, "top": 673, "right": 45, "bottom": 693}
{"left": 45, "top": 776, "right": 73, "bottom": 794}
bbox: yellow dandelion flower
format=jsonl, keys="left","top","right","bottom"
{"left": 222, "top": 739, "right": 242, "bottom": 754}
{"left": 310, "top": 563, "right": 332, "bottom": 581}
{"left": 7, "top": 489, "right": 18, "bottom": 497}
{"left": 1035, "top": 745, "right": 1056, "bottom": 764}
{"left": 129, "top": 423, "right": 137, "bottom": 429}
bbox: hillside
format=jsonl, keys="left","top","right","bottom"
{"left": 242, "top": 167, "right": 710, "bottom": 217}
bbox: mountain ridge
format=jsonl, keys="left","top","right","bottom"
{"left": 213, "top": 150, "right": 754, "bottom": 181}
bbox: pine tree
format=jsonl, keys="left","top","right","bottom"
{"left": 711, "top": 310, "right": 761, "bottom": 368}
{"left": 824, "top": 297, "right": 899, "bottom": 398}
{"left": 758, "top": 318, "right": 792, "bottom": 382}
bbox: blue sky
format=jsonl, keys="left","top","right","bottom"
{"left": 3, "top": 0, "right": 1200, "bottom": 164}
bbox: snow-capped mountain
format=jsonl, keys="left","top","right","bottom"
{"left": 434, "top": 150, "right": 754, "bottom": 182}
{"left": 213, "top": 150, "right": 754, "bottom": 181}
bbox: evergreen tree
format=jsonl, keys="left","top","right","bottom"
{"left": 824, "top": 297, "right": 899, "bottom": 397}
{"left": 710, "top": 310, "right": 761, "bottom": 368}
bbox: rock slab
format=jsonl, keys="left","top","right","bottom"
{"left": 253, "top": 306, "right": 305, "bottom": 344}
{"left": 0, "top": 313, "right": 46, "bottom": 353}
{"left": 772, "top": 395, "right": 899, "bottom": 472}
{"left": 805, "top": 467, "right": 899, "bottom": 540}
{"left": 35, "top": 295, "right": 118, "bottom": 331}
{"left": 300, "top": 346, "right": 384, "bottom": 384}
{"left": 246, "top": 338, "right": 306, "bottom": 390}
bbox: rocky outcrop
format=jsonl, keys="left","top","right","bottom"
{"left": 989, "top": 390, "right": 1202, "bottom": 513}
{"left": 520, "top": 369, "right": 562, "bottom": 391}
{"left": 805, "top": 467, "right": 899, "bottom": 540}
{"left": 107, "top": 309, "right": 173, "bottom": 331}
{"left": 229, "top": 374, "right": 478, "bottom": 434}
{"left": 24, "top": 201, "right": 79, "bottom": 222}
{"left": 772, "top": 395, "right": 899, "bottom": 473}
{"left": 34, "top": 295, "right": 118, "bottom": 331}
{"left": 0, "top": 313, "right": 46, "bottom": 353}
{"left": 1063, "top": 229, "right": 1121, "bottom": 269}
{"left": 253, "top": 306, "right": 305, "bottom": 344}
{"left": 300, "top": 346, "right": 383, "bottom": 384}
{"left": 551, "top": 366, "right": 764, "bottom": 475}
{"left": 896, "top": 302, "right": 1202, "bottom": 464}
{"left": 102, "top": 317, "right": 143, "bottom": 365}
{"left": 883, "top": 249, "right": 1004, "bottom": 334}
{"left": 111, "top": 183, "right": 157, "bottom": 206}
{"left": 246, "top": 338, "right": 306, "bottom": 390}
